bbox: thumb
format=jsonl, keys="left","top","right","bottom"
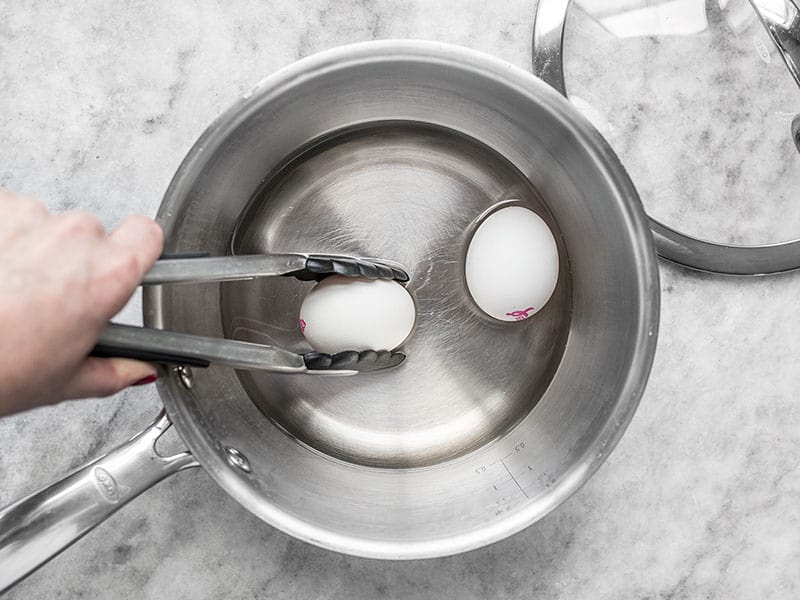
{"left": 62, "top": 357, "right": 158, "bottom": 400}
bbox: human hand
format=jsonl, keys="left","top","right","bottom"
{"left": 0, "top": 190, "right": 164, "bottom": 416}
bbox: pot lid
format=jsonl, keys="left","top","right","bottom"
{"left": 533, "top": 0, "right": 800, "bottom": 274}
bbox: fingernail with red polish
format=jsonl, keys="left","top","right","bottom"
{"left": 133, "top": 374, "right": 158, "bottom": 386}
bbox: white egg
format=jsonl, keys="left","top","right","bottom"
{"left": 465, "top": 205, "right": 559, "bottom": 322}
{"left": 299, "top": 275, "right": 416, "bottom": 353}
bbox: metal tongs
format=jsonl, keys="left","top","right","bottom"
{"left": 90, "top": 253, "right": 410, "bottom": 376}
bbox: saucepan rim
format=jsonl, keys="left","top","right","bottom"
{"left": 145, "top": 39, "right": 661, "bottom": 559}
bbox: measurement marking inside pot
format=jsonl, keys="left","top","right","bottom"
{"left": 500, "top": 458, "right": 529, "bottom": 498}
{"left": 501, "top": 442, "right": 526, "bottom": 461}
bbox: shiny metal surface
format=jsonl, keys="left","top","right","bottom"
{"left": 95, "top": 252, "right": 409, "bottom": 373}
{"left": 532, "top": 0, "right": 800, "bottom": 275}
{"left": 174, "top": 364, "right": 193, "bottom": 389}
{"left": 96, "top": 323, "right": 308, "bottom": 373}
{"left": 0, "top": 41, "right": 660, "bottom": 576}
{"left": 148, "top": 40, "right": 659, "bottom": 557}
{"left": 93, "top": 323, "right": 404, "bottom": 374}
{"left": 143, "top": 253, "right": 409, "bottom": 285}
{"left": 226, "top": 124, "right": 571, "bottom": 466}
{"left": 749, "top": 0, "right": 800, "bottom": 156}
{"left": 532, "top": 0, "right": 569, "bottom": 94}
{"left": 749, "top": 0, "right": 800, "bottom": 88}
{"left": 224, "top": 446, "right": 252, "bottom": 473}
{"left": 145, "top": 252, "right": 307, "bottom": 284}
{"left": 793, "top": 113, "right": 800, "bottom": 152}
{"left": 0, "top": 411, "right": 197, "bottom": 593}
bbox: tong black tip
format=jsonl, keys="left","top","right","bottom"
{"left": 291, "top": 255, "right": 409, "bottom": 283}
{"left": 303, "top": 350, "right": 406, "bottom": 372}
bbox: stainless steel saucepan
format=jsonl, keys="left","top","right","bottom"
{"left": 0, "top": 40, "right": 661, "bottom": 591}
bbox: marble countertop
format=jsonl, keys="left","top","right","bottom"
{"left": 2, "top": 1, "right": 799, "bottom": 598}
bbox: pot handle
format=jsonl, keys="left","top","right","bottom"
{"left": 0, "top": 410, "right": 198, "bottom": 593}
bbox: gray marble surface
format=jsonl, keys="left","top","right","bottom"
{"left": 1, "top": 1, "right": 799, "bottom": 598}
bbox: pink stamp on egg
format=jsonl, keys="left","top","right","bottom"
{"left": 506, "top": 307, "right": 535, "bottom": 321}
{"left": 299, "top": 319, "right": 307, "bottom": 333}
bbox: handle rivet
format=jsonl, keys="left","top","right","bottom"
{"left": 174, "top": 365, "right": 193, "bottom": 389}
{"left": 224, "top": 446, "right": 251, "bottom": 473}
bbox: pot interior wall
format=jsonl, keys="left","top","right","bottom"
{"left": 145, "top": 42, "right": 658, "bottom": 558}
